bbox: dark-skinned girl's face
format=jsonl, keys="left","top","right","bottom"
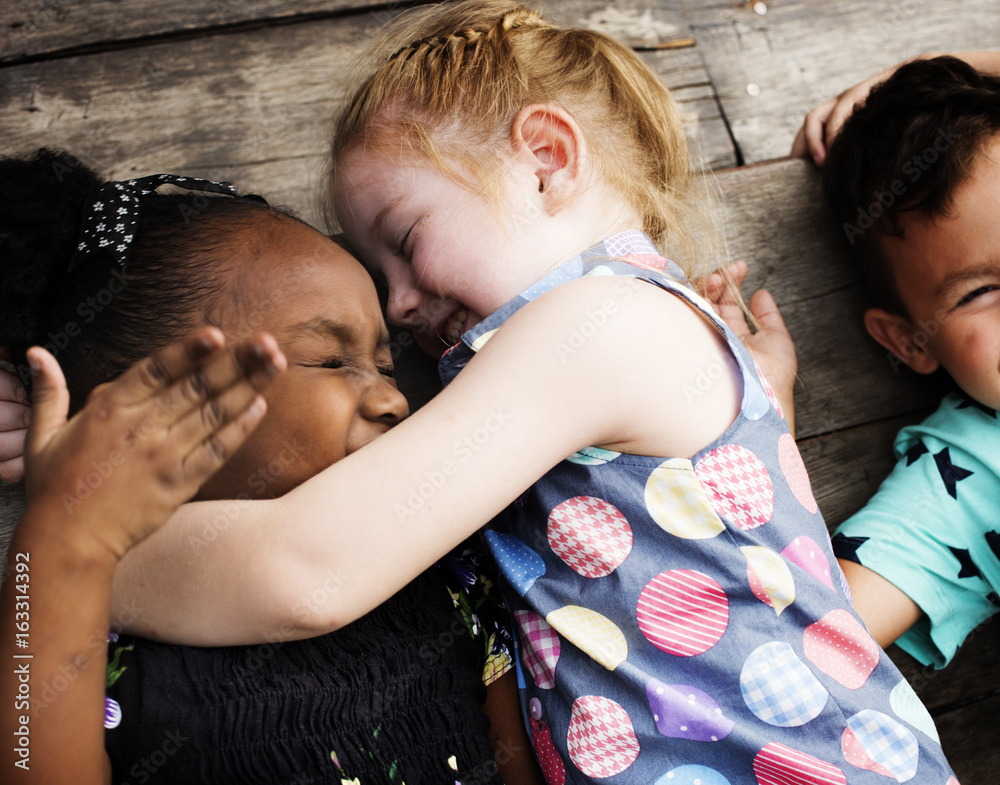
{"left": 196, "top": 216, "right": 408, "bottom": 501}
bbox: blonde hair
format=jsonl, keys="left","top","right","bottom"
{"left": 326, "top": 0, "right": 727, "bottom": 281}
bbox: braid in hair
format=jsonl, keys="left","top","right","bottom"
{"left": 327, "top": 0, "right": 716, "bottom": 276}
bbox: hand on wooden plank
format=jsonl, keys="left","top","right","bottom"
{"left": 698, "top": 261, "right": 798, "bottom": 436}
{"left": 22, "top": 328, "right": 285, "bottom": 562}
{"left": 791, "top": 51, "right": 1000, "bottom": 166}
{"left": 0, "top": 348, "right": 28, "bottom": 484}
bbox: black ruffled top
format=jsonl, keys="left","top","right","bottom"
{"left": 105, "top": 549, "right": 512, "bottom": 785}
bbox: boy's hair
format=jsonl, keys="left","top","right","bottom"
{"left": 823, "top": 56, "right": 1000, "bottom": 316}
{"left": 0, "top": 148, "right": 283, "bottom": 412}
{"left": 326, "top": 0, "right": 718, "bottom": 277}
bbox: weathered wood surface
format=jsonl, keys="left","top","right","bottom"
{"left": 1, "top": 0, "right": 696, "bottom": 62}
{"left": 1, "top": 0, "right": 387, "bottom": 62}
{"left": 0, "top": 5, "right": 733, "bottom": 231}
{"left": 0, "top": 0, "right": 997, "bottom": 778}
{"left": 685, "top": 0, "right": 1000, "bottom": 163}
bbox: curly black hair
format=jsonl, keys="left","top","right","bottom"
{"left": 0, "top": 149, "right": 284, "bottom": 412}
{"left": 822, "top": 56, "right": 1000, "bottom": 316}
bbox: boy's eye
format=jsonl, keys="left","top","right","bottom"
{"left": 957, "top": 285, "right": 997, "bottom": 306}
{"left": 378, "top": 365, "right": 395, "bottom": 379}
{"left": 321, "top": 358, "right": 344, "bottom": 370}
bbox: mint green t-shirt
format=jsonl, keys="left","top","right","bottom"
{"left": 833, "top": 392, "right": 1000, "bottom": 668}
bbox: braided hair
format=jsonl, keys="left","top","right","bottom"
{"left": 0, "top": 149, "right": 280, "bottom": 412}
{"left": 823, "top": 56, "right": 1000, "bottom": 315}
{"left": 327, "top": 0, "right": 713, "bottom": 275}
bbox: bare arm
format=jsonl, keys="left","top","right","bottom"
{"left": 113, "top": 275, "right": 743, "bottom": 645}
{"left": 1, "top": 332, "right": 282, "bottom": 784}
{"left": 838, "top": 559, "right": 922, "bottom": 649}
{"left": 791, "top": 51, "right": 1000, "bottom": 165}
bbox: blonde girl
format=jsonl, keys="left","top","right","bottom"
{"left": 31, "top": 2, "right": 957, "bottom": 782}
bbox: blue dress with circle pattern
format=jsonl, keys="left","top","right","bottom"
{"left": 438, "top": 230, "right": 957, "bottom": 785}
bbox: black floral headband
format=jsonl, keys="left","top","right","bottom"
{"left": 68, "top": 173, "right": 266, "bottom": 274}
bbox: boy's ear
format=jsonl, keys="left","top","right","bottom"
{"left": 863, "top": 307, "right": 941, "bottom": 374}
{"left": 510, "top": 104, "right": 586, "bottom": 213}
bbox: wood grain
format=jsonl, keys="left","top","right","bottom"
{"left": 686, "top": 0, "right": 1000, "bottom": 163}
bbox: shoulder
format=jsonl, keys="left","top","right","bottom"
{"left": 894, "top": 392, "right": 1000, "bottom": 472}
{"left": 479, "top": 274, "right": 742, "bottom": 457}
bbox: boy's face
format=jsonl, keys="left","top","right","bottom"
{"left": 877, "top": 135, "right": 1000, "bottom": 410}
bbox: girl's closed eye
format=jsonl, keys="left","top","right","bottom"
{"left": 397, "top": 226, "right": 413, "bottom": 258}
{"left": 956, "top": 285, "right": 998, "bottom": 307}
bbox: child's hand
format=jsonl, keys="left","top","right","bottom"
{"left": 789, "top": 67, "right": 896, "bottom": 166}
{"left": 23, "top": 328, "right": 286, "bottom": 564}
{"left": 0, "top": 349, "right": 29, "bottom": 484}
{"left": 700, "top": 261, "right": 798, "bottom": 436}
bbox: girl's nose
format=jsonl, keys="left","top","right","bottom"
{"left": 361, "top": 375, "right": 409, "bottom": 426}
{"left": 382, "top": 264, "right": 424, "bottom": 328}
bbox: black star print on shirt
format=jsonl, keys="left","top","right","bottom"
{"left": 956, "top": 392, "right": 998, "bottom": 419}
{"left": 949, "top": 546, "right": 983, "bottom": 580}
{"left": 986, "top": 530, "right": 1000, "bottom": 563}
{"left": 831, "top": 533, "right": 869, "bottom": 565}
{"left": 905, "top": 440, "right": 929, "bottom": 466}
{"left": 933, "top": 447, "right": 974, "bottom": 499}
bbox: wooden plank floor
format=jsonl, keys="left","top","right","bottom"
{"left": 2, "top": 0, "right": 997, "bottom": 779}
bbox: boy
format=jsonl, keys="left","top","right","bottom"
{"left": 814, "top": 54, "right": 1000, "bottom": 668}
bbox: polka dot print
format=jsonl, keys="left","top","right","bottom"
{"left": 645, "top": 679, "right": 734, "bottom": 742}
{"left": 753, "top": 742, "right": 846, "bottom": 785}
{"left": 636, "top": 570, "right": 729, "bottom": 656}
{"left": 695, "top": 444, "right": 774, "bottom": 530}
{"left": 566, "top": 695, "right": 639, "bottom": 778}
{"left": 546, "top": 606, "right": 628, "bottom": 671}
{"left": 654, "top": 765, "right": 732, "bottom": 785}
{"left": 566, "top": 446, "right": 621, "bottom": 465}
{"left": 530, "top": 716, "right": 567, "bottom": 785}
{"left": 843, "top": 710, "right": 919, "bottom": 782}
{"left": 803, "top": 609, "right": 880, "bottom": 689}
{"left": 778, "top": 433, "right": 819, "bottom": 514}
{"left": 740, "top": 642, "right": 828, "bottom": 727}
{"left": 515, "top": 610, "right": 560, "bottom": 690}
{"left": 483, "top": 530, "right": 545, "bottom": 596}
{"left": 755, "top": 360, "right": 785, "bottom": 420}
{"left": 645, "top": 459, "right": 726, "bottom": 539}
{"left": 455, "top": 236, "right": 956, "bottom": 783}
{"left": 742, "top": 545, "right": 796, "bottom": 615}
{"left": 470, "top": 328, "right": 497, "bottom": 352}
{"left": 889, "top": 679, "right": 940, "bottom": 742}
{"left": 547, "top": 496, "right": 632, "bottom": 578}
{"left": 781, "top": 536, "right": 835, "bottom": 591}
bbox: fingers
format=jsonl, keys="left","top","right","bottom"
{"left": 0, "top": 365, "right": 29, "bottom": 406}
{"left": 168, "top": 350, "right": 278, "bottom": 456}
{"left": 0, "top": 456, "right": 24, "bottom": 484}
{"left": 108, "top": 327, "right": 226, "bottom": 407}
{"left": 180, "top": 396, "right": 268, "bottom": 481}
{"left": 160, "top": 334, "right": 284, "bottom": 426}
{"left": 23, "top": 347, "right": 70, "bottom": 461}
{"left": 698, "top": 260, "right": 747, "bottom": 306}
{"left": 801, "top": 99, "right": 836, "bottom": 165}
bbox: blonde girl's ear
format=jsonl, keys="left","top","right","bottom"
{"left": 510, "top": 104, "right": 587, "bottom": 213}
{"left": 863, "top": 307, "right": 941, "bottom": 374}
